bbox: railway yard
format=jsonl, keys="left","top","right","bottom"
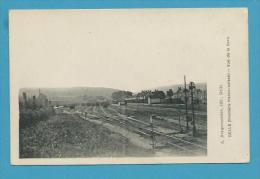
{"left": 64, "top": 103, "right": 207, "bottom": 157}
{"left": 20, "top": 101, "right": 207, "bottom": 158}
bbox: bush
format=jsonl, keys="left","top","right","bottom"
{"left": 19, "top": 107, "right": 54, "bottom": 129}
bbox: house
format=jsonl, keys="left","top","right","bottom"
{"left": 112, "top": 100, "right": 127, "bottom": 106}
{"left": 118, "top": 101, "right": 127, "bottom": 106}
{"left": 147, "top": 97, "right": 162, "bottom": 104}
{"left": 171, "top": 88, "right": 207, "bottom": 104}
{"left": 125, "top": 97, "right": 137, "bottom": 103}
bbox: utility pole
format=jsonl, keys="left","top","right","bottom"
{"left": 189, "top": 82, "right": 197, "bottom": 137}
{"left": 184, "top": 76, "right": 189, "bottom": 130}
{"left": 150, "top": 115, "right": 155, "bottom": 150}
{"left": 123, "top": 113, "right": 127, "bottom": 156}
{"left": 178, "top": 107, "right": 183, "bottom": 133}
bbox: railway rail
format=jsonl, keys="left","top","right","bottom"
{"left": 71, "top": 105, "right": 207, "bottom": 155}
{"left": 109, "top": 105, "right": 207, "bottom": 129}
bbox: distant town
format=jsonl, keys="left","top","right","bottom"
{"left": 19, "top": 82, "right": 207, "bottom": 109}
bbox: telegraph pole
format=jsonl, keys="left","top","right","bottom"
{"left": 178, "top": 107, "right": 183, "bottom": 133}
{"left": 184, "top": 76, "right": 189, "bottom": 130}
{"left": 189, "top": 82, "right": 197, "bottom": 137}
{"left": 150, "top": 115, "right": 155, "bottom": 150}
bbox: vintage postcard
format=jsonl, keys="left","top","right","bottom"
{"left": 9, "top": 8, "right": 249, "bottom": 165}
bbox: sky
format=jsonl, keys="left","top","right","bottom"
{"left": 9, "top": 9, "right": 228, "bottom": 91}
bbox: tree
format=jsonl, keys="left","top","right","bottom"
{"left": 152, "top": 90, "right": 166, "bottom": 99}
{"left": 166, "top": 89, "right": 173, "bottom": 98}
{"left": 111, "top": 91, "right": 133, "bottom": 101}
{"left": 137, "top": 90, "right": 152, "bottom": 99}
{"left": 125, "top": 91, "right": 133, "bottom": 97}
{"left": 176, "top": 87, "right": 183, "bottom": 103}
{"left": 166, "top": 89, "right": 174, "bottom": 103}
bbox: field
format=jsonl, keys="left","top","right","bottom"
{"left": 20, "top": 113, "right": 153, "bottom": 158}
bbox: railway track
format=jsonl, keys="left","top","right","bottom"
{"left": 125, "top": 104, "right": 207, "bottom": 117}
{"left": 74, "top": 105, "right": 207, "bottom": 155}
{"left": 109, "top": 105, "right": 207, "bottom": 138}
{"left": 110, "top": 105, "right": 207, "bottom": 127}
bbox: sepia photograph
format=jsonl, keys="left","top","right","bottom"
{"left": 10, "top": 8, "right": 249, "bottom": 164}
{"left": 19, "top": 80, "right": 207, "bottom": 158}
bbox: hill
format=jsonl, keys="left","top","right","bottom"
{"left": 20, "top": 82, "right": 207, "bottom": 103}
{"left": 19, "top": 87, "right": 119, "bottom": 102}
